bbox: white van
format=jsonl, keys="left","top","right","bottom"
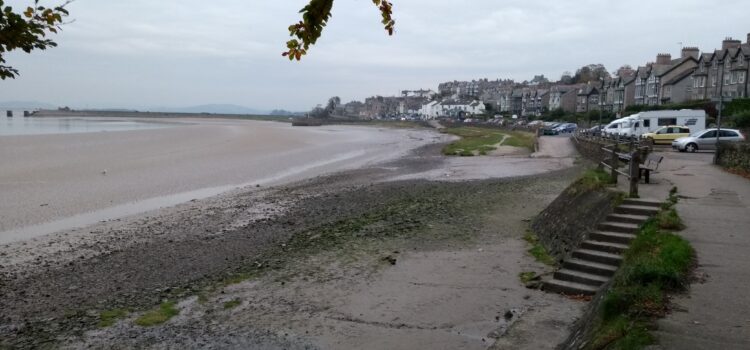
{"left": 602, "top": 116, "right": 634, "bottom": 137}
{"left": 619, "top": 110, "right": 706, "bottom": 137}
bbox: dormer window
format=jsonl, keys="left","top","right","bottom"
{"left": 740, "top": 55, "right": 745, "bottom": 66}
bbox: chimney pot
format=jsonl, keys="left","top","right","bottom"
{"left": 681, "top": 47, "right": 700, "bottom": 59}
{"left": 722, "top": 37, "right": 742, "bottom": 50}
{"left": 656, "top": 53, "right": 672, "bottom": 65}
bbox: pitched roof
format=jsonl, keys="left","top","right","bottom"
{"left": 663, "top": 67, "right": 696, "bottom": 85}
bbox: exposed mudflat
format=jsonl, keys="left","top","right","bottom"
{"left": 0, "top": 133, "right": 584, "bottom": 349}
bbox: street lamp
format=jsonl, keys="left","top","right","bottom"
{"left": 598, "top": 77, "right": 604, "bottom": 128}
{"left": 714, "top": 60, "right": 726, "bottom": 164}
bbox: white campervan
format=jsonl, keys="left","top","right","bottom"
{"left": 602, "top": 116, "right": 634, "bottom": 137}
{"left": 619, "top": 110, "right": 706, "bottom": 137}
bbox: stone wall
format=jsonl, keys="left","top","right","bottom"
{"left": 717, "top": 142, "right": 750, "bottom": 174}
{"left": 531, "top": 178, "right": 621, "bottom": 262}
{"left": 572, "top": 136, "right": 607, "bottom": 163}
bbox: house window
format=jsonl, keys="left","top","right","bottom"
{"left": 740, "top": 56, "right": 745, "bottom": 66}
{"left": 643, "top": 119, "right": 651, "bottom": 128}
{"left": 740, "top": 72, "right": 746, "bottom": 84}
{"left": 712, "top": 76, "right": 717, "bottom": 86}
{"left": 731, "top": 72, "right": 738, "bottom": 84}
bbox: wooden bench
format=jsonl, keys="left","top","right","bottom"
{"left": 639, "top": 154, "right": 663, "bottom": 183}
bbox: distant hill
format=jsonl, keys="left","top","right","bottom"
{"left": 148, "top": 104, "right": 268, "bottom": 115}
{"left": 0, "top": 101, "right": 56, "bottom": 109}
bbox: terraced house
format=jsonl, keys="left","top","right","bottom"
{"left": 690, "top": 36, "right": 750, "bottom": 102}
{"left": 576, "top": 83, "right": 600, "bottom": 113}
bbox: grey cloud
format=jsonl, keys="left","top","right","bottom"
{"left": 1, "top": 0, "right": 749, "bottom": 111}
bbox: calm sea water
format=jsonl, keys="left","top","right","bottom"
{"left": 0, "top": 114, "right": 173, "bottom": 136}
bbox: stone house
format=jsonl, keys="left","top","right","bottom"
{"left": 613, "top": 75, "right": 636, "bottom": 113}
{"left": 576, "top": 83, "right": 600, "bottom": 113}
{"left": 633, "top": 52, "right": 698, "bottom": 106}
{"left": 549, "top": 85, "right": 580, "bottom": 113}
{"left": 690, "top": 35, "right": 750, "bottom": 103}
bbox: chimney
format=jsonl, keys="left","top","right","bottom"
{"left": 681, "top": 47, "right": 700, "bottom": 59}
{"left": 747, "top": 33, "right": 750, "bottom": 44}
{"left": 722, "top": 37, "right": 742, "bottom": 50}
{"left": 656, "top": 53, "right": 672, "bottom": 65}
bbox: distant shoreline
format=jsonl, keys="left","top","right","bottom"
{"left": 30, "top": 109, "right": 291, "bottom": 122}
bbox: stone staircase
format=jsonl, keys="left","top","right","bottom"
{"left": 543, "top": 198, "right": 662, "bottom": 296}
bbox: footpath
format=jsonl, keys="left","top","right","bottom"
{"left": 625, "top": 150, "right": 750, "bottom": 349}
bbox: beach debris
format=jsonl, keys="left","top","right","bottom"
{"left": 382, "top": 255, "right": 397, "bottom": 265}
{"left": 101, "top": 169, "right": 107, "bottom": 175}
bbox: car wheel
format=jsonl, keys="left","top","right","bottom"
{"left": 686, "top": 143, "right": 698, "bottom": 153}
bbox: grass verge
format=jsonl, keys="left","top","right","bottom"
{"left": 523, "top": 231, "right": 557, "bottom": 266}
{"left": 588, "top": 200, "right": 694, "bottom": 349}
{"left": 134, "top": 301, "right": 179, "bottom": 327}
{"left": 441, "top": 127, "right": 534, "bottom": 156}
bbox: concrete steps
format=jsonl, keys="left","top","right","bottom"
{"left": 542, "top": 198, "right": 661, "bottom": 296}
{"left": 581, "top": 240, "right": 629, "bottom": 254}
{"left": 606, "top": 213, "right": 650, "bottom": 225}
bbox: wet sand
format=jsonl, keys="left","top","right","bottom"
{"left": 0, "top": 129, "right": 585, "bottom": 349}
{"left": 0, "top": 118, "right": 443, "bottom": 243}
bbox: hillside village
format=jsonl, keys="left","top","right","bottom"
{"left": 331, "top": 33, "right": 750, "bottom": 121}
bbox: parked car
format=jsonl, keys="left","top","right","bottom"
{"left": 541, "top": 128, "right": 559, "bottom": 135}
{"left": 671, "top": 128, "right": 746, "bottom": 152}
{"left": 554, "top": 123, "right": 578, "bottom": 133}
{"left": 642, "top": 126, "right": 691, "bottom": 145}
{"left": 588, "top": 124, "right": 604, "bottom": 135}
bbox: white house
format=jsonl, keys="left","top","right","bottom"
{"left": 419, "top": 101, "right": 440, "bottom": 119}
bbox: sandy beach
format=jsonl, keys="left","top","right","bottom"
{"left": 0, "top": 118, "right": 443, "bottom": 243}
{"left": 0, "top": 119, "right": 584, "bottom": 349}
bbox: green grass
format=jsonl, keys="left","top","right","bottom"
{"left": 657, "top": 208, "right": 685, "bottom": 231}
{"left": 441, "top": 127, "right": 534, "bottom": 156}
{"left": 223, "top": 298, "right": 242, "bottom": 310}
{"left": 98, "top": 308, "right": 128, "bottom": 328}
{"left": 519, "top": 271, "right": 537, "bottom": 284}
{"left": 567, "top": 168, "right": 615, "bottom": 195}
{"left": 523, "top": 231, "right": 557, "bottom": 266}
{"left": 588, "top": 207, "right": 694, "bottom": 349}
{"left": 134, "top": 301, "right": 180, "bottom": 327}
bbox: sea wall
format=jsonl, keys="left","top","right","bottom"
{"left": 531, "top": 177, "right": 621, "bottom": 263}
{"left": 571, "top": 136, "right": 607, "bottom": 163}
{"left": 531, "top": 174, "right": 624, "bottom": 349}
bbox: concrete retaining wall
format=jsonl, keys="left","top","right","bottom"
{"left": 531, "top": 178, "right": 621, "bottom": 263}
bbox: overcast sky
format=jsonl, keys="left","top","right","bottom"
{"left": 2, "top": 0, "right": 749, "bottom": 111}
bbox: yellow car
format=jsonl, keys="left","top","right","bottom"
{"left": 642, "top": 126, "right": 691, "bottom": 145}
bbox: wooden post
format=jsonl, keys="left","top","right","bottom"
{"left": 629, "top": 150, "right": 640, "bottom": 198}
{"left": 611, "top": 146, "right": 618, "bottom": 184}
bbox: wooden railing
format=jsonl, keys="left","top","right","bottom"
{"left": 574, "top": 130, "right": 653, "bottom": 197}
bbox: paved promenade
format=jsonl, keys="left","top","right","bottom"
{"left": 626, "top": 150, "right": 750, "bottom": 349}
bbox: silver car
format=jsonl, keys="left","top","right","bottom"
{"left": 672, "top": 128, "right": 746, "bottom": 152}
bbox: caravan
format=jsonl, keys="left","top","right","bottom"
{"left": 603, "top": 110, "right": 706, "bottom": 138}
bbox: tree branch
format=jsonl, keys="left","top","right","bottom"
{"left": 283, "top": 0, "right": 395, "bottom": 61}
